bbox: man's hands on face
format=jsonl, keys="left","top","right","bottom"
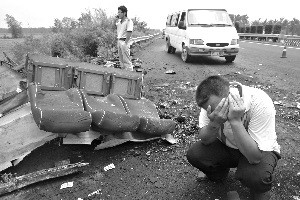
{"left": 207, "top": 97, "right": 229, "bottom": 127}
{"left": 228, "top": 93, "right": 245, "bottom": 123}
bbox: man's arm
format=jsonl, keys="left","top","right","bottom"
{"left": 228, "top": 93, "right": 262, "bottom": 164}
{"left": 125, "top": 31, "right": 132, "bottom": 44}
{"left": 198, "top": 98, "right": 229, "bottom": 145}
{"left": 125, "top": 19, "right": 134, "bottom": 45}
{"left": 198, "top": 121, "right": 220, "bottom": 145}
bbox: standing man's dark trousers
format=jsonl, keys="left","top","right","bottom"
{"left": 186, "top": 140, "right": 280, "bottom": 194}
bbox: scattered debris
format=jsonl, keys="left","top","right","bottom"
{"left": 104, "top": 61, "right": 116, "bottom": 68}
{"left": 165, "top": 70, "right": 176, "bottom": 74}
{"left": 135, "top": 68, "right": 143, "bottom": 72}
{"left": 88, "top": 189, "right": 102, "bottom": 197}
{"left": 0, "top": 162, "right": 89, "bottom": 195}
{"left": 293, "top": 196, "right": 300, "bottom": 200}
{"left": 103, "top": 163, "right": 115, "bottom": 171}
{"left": 60, "top": 181, "right": 73, "bottom": 189}
{"left": 132, "top": 58, "right": 142, "bottom": 68}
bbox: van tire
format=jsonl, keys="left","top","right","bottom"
{"left": 166, "top": 42, "right": 173, "bottom": 53}
{"left": 171, "top": 47, "right": 176, "bottom": 54}
{"left": 225, "top": 55, "right": 236, "bottom": 62}
{"left": 181, "top": 46, "right": 192, "bottom": 62}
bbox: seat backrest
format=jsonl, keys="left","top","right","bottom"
{"left": 25, "top": 54, "right": 143, "bottom": 99}
{"left": 26, "top": 54, "right": 72, "bottom": 91}
{"left": 73, "top": 62, "right": 111, "bottom": 96}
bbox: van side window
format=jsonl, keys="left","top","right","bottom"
{"left": 178, "top": 12, "right": 186, "bottom": 26}
{"left": 166, "top": 15, "right": 172, "bottom": 26}
{"left": 171, "top": 13, "right": 179, "bottom": 27}
{"left": 180, "top": 12, "right": 186, "bottom": 21}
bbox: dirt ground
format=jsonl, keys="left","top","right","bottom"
{"left": 1, "top": 37, "right": 300, "bottom": 200}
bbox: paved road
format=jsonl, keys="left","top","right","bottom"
{"left": 155, "top": 38, "right": 300, "bottom": 92}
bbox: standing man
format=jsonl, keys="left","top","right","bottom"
{"left": 115, "top": 5, "right": 134, "bottom": 71}
{"left": 186, "top": 75, "right": 281, "bottom": 200}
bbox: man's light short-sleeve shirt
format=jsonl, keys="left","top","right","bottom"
{"left": 116, "top": 18, "right": 133, "bottom": 39}
{"left": 198, "top": 83, "right": 280, "bottom": 153}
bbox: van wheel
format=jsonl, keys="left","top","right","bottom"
{"left": 181, "top": 46, "right": 191, "bottom": 62}
{"left": 171, "top": 47, "right": 176, "bottom": 54}
{"left": 225, "top": 55, "right": 236, "bottom": 62}
{"left": 166, "top": 42, "right": 173, "bottom": 53}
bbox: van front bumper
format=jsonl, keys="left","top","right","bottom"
{"left": 188, "top": 46, "right": 239, "bottom": 57}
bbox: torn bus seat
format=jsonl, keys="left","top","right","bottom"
{"left": 118, "top": 96, "right": 176, "bottom": 136}
{"left": 28, "top": 83, "right": 92, "bottom": 133}
{"left": 81, "top": 91, "right": 140, "bottom": 133}
{"left": 23, "top": 54, "right": 177, "bottom": 149}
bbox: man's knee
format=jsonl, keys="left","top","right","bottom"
{"left": 186, "top": 143, "right": 211, "bottom": 170}
{"left": 236, "top": 166, "right": 274, "bottom": 193}
{"left": 186, "top": 143, "right": 201, "bottom": 166}
{"left": 236, "top": 151, "right": 279, "bottom": 192}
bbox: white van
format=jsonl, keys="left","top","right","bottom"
{"left": 165, "top": 9, "right": 239, "bottom": 62}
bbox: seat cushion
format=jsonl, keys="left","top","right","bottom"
{"left": 28, "top": 83, "right": 92, "bottom": 133}
{"left": 118, "top": 96, "right": 176, "bottom": 136}
{"left": 81, "top": 91, "right": 139, "bottom": 132}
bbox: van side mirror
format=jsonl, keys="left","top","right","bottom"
{"left": 178, "top": 21, "right": 186, "bottom": 30}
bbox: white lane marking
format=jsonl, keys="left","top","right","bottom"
{"left": 242, "top": 41, "right": 300, "bottom": 50}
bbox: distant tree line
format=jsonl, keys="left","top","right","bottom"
{"left": 230, "top": 14, "right": 300, "bottom": 35}
{"left": 5, "top": 9, "right": 156, "bottom": 64}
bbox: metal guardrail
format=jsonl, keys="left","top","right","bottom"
{"left": 238, "top": 33, "right": 300, "bottom": 47}
{"left": 130, "top": 33, "right": 160, "bottom": 46}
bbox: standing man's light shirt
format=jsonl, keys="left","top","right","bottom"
{"left": 116, "top": 19, "right": 133, "bottom": 39}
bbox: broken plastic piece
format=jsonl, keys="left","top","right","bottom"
{"left": 60, "top": 182, "right": 73, "bottom": 189}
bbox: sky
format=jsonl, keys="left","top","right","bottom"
{"left": 1, "top": 0, "right": 300, "bottom": 30}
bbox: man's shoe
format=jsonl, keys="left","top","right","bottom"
{"left": 250, "top": 190, "right": 271, "bottom": 200}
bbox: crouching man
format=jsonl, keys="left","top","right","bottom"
{"left": 186, "top": 75, "right": 281, "bottom": 200}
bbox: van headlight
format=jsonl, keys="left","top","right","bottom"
{"left": 231, "top": 39, "right": 239, "bottom": 45}
{"left": 190, "top": 39, "right": 204, "bottom": 45}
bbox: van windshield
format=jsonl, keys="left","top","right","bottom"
{"left": 187, "top": 9, "right": 233, "bottom": 26}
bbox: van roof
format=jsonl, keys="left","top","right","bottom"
{"left": 187, "top": 9, "right": 227, "bottom": 11}
{"left": 168, "top": 9, "right": 227, "bottom": 15}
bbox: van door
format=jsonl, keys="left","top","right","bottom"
{"left": 176, "top": 12, "right": 187, "bottom": 50}
{"left": 169, "top": 13, "right": 180, "bottom": 48}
